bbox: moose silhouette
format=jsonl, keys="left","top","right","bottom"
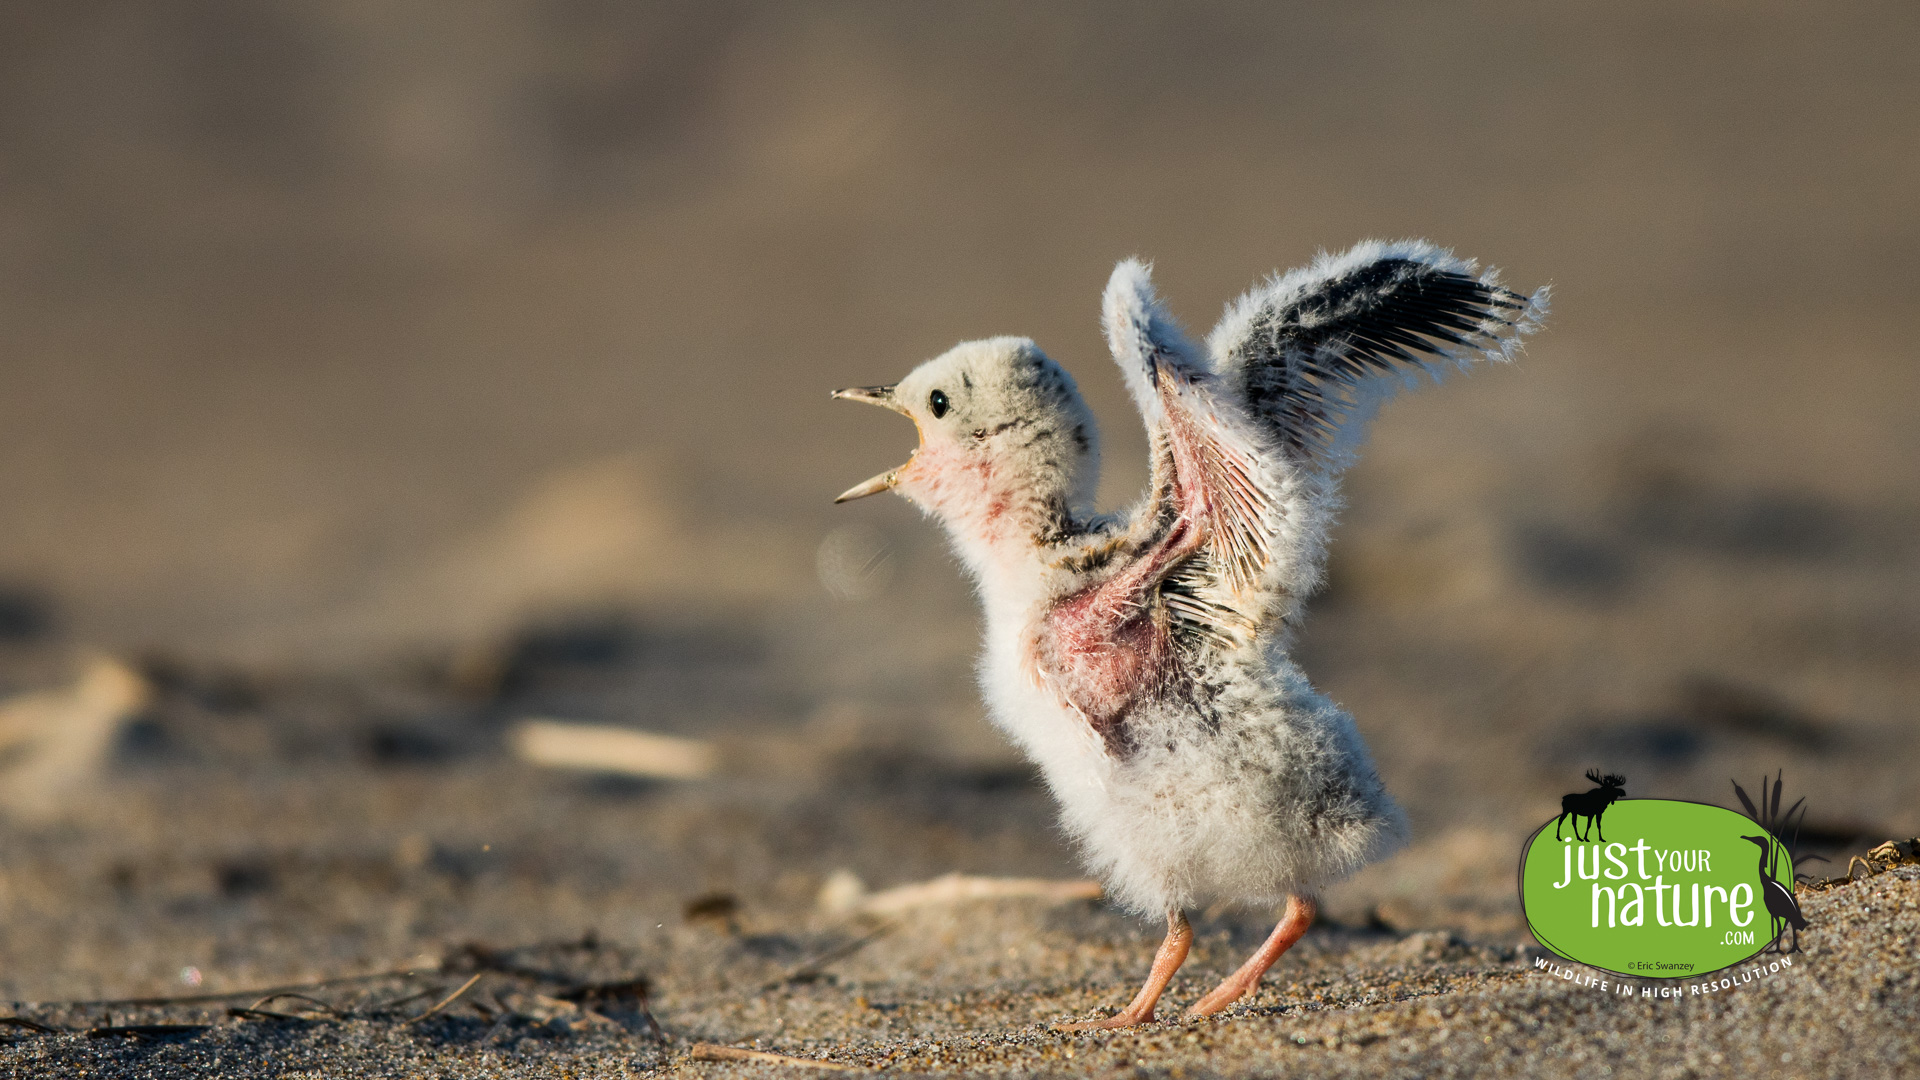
{"left": 1555, "top": 769, "right": 1627, "bottom": 842}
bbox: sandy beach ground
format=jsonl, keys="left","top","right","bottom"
{"left": 0, "top": 4, "right": 1915, "bottom": 1077}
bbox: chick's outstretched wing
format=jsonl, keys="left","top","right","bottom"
{"left": 1208, "top": 239, "right": 1547, "bottom": 473}
{"left": 1101, "top": 242, "right": 1546, "bottom": 650}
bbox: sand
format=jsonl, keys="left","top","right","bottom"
{"left": 2, "top": 852, "right": 1913, "bottom": 1077}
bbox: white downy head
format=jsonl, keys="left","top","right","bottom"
{"left": 834, "top": 337, "right": 1099, "bottom": 566}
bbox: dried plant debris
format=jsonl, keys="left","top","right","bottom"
{"left": 510, "top": 718, "right": 718, "bottom": 779}
{"left": 0, "top": 937, "right": 661, "bottom": 1051}
{"left": 815, "top": 871, "right": 1103, "bottom": 916}
{"left": 1832, "top": 839, "right": 1920, "bottom": 886}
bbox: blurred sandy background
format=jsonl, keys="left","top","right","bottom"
{"left": 0, "top": 2, "right": 1914, "bottom": 1065}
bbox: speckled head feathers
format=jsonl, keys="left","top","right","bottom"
{"left": 838, "top": 337, "right": 1100, "bottom": 543}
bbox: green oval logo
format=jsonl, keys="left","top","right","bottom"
{"left": 1520, "top": 799, "right": 1797, "bottom": 978}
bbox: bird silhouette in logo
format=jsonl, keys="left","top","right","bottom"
{"left": 1740, "top": 834, "right": 1808, "bottom": 953}
{"left": 1731, "top": 771, "right": 1822, "bottom": 954}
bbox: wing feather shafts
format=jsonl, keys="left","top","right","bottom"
{"left": 1214, "top": 240, "right": 1547, "bottom": 474}
{"left": 1097, "top": 241, "right": 1545, "bottom": 664}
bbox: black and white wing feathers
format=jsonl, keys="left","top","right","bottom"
{"left": 1209, "top": 239, "right": 1548, "bottom": 474}
{"left": 1100, "top": 241, "right": 1546, "bottom": 652}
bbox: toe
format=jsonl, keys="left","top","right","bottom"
{"left": 1052, "top": 1012, "right": 1153, "bottom": 1032}
{"left": 1183, "top": 989, "right": 1242, "bottom": 1018}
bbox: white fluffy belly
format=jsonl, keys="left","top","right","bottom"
{"left": 992, "top": 671, "right": 1404, "bottom": 915}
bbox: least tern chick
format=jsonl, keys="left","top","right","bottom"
{"left": 833, "top": 241, "right": 1547, "bottom": 1026}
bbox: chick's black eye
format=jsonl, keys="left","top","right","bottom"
{"left": 928, "top": 389, "right": 950, "bottom": 419}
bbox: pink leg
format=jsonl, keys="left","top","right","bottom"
{"left": 1053, "top": 910, "right": 1193, "bottom": 1031}
{"left": 1184, "top": 894, "right": 1316, "bottom": 1018}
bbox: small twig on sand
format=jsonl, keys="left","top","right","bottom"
{"left": 823, "top": 872, "right": 1102, "bottom": 916}
{"left": 511, "top": 719, "right": 718, "bottom": 780}
{"left": 688, "top": 1043, "right": 864, "bottom": 1070}
{"left": 227, "top": 1008, "right": 309, "bottom": 1023}
{"left": 23, "top": 967, "right": 426, "bottom": 1010}
{"left": 766, "top": 921, "right": 897, "bottom": 990}
{"left": 84, "top": 1025, "right": 211, "bottom": 1040}
{"left": 407, "top": 973, "right": 486, "bottom": 1024}
{"left": 370, "top": 987, "right": 438, "bottom": 1014}
{"left": 246, "top": 992, "right": 342, "bottom": 1017}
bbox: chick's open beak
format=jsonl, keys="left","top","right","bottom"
{"left": 832, "top": 384, "right": 908, "bottom": 413}
{"left": 832, "top": 384, "right": 917, "bottom": 503}
{"left": 834, "top": 471, "right": 898, "bottom": 503}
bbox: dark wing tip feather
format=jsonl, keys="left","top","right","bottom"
{"left": 1220, "top": 248, "right": 1544, "bottom": 469}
